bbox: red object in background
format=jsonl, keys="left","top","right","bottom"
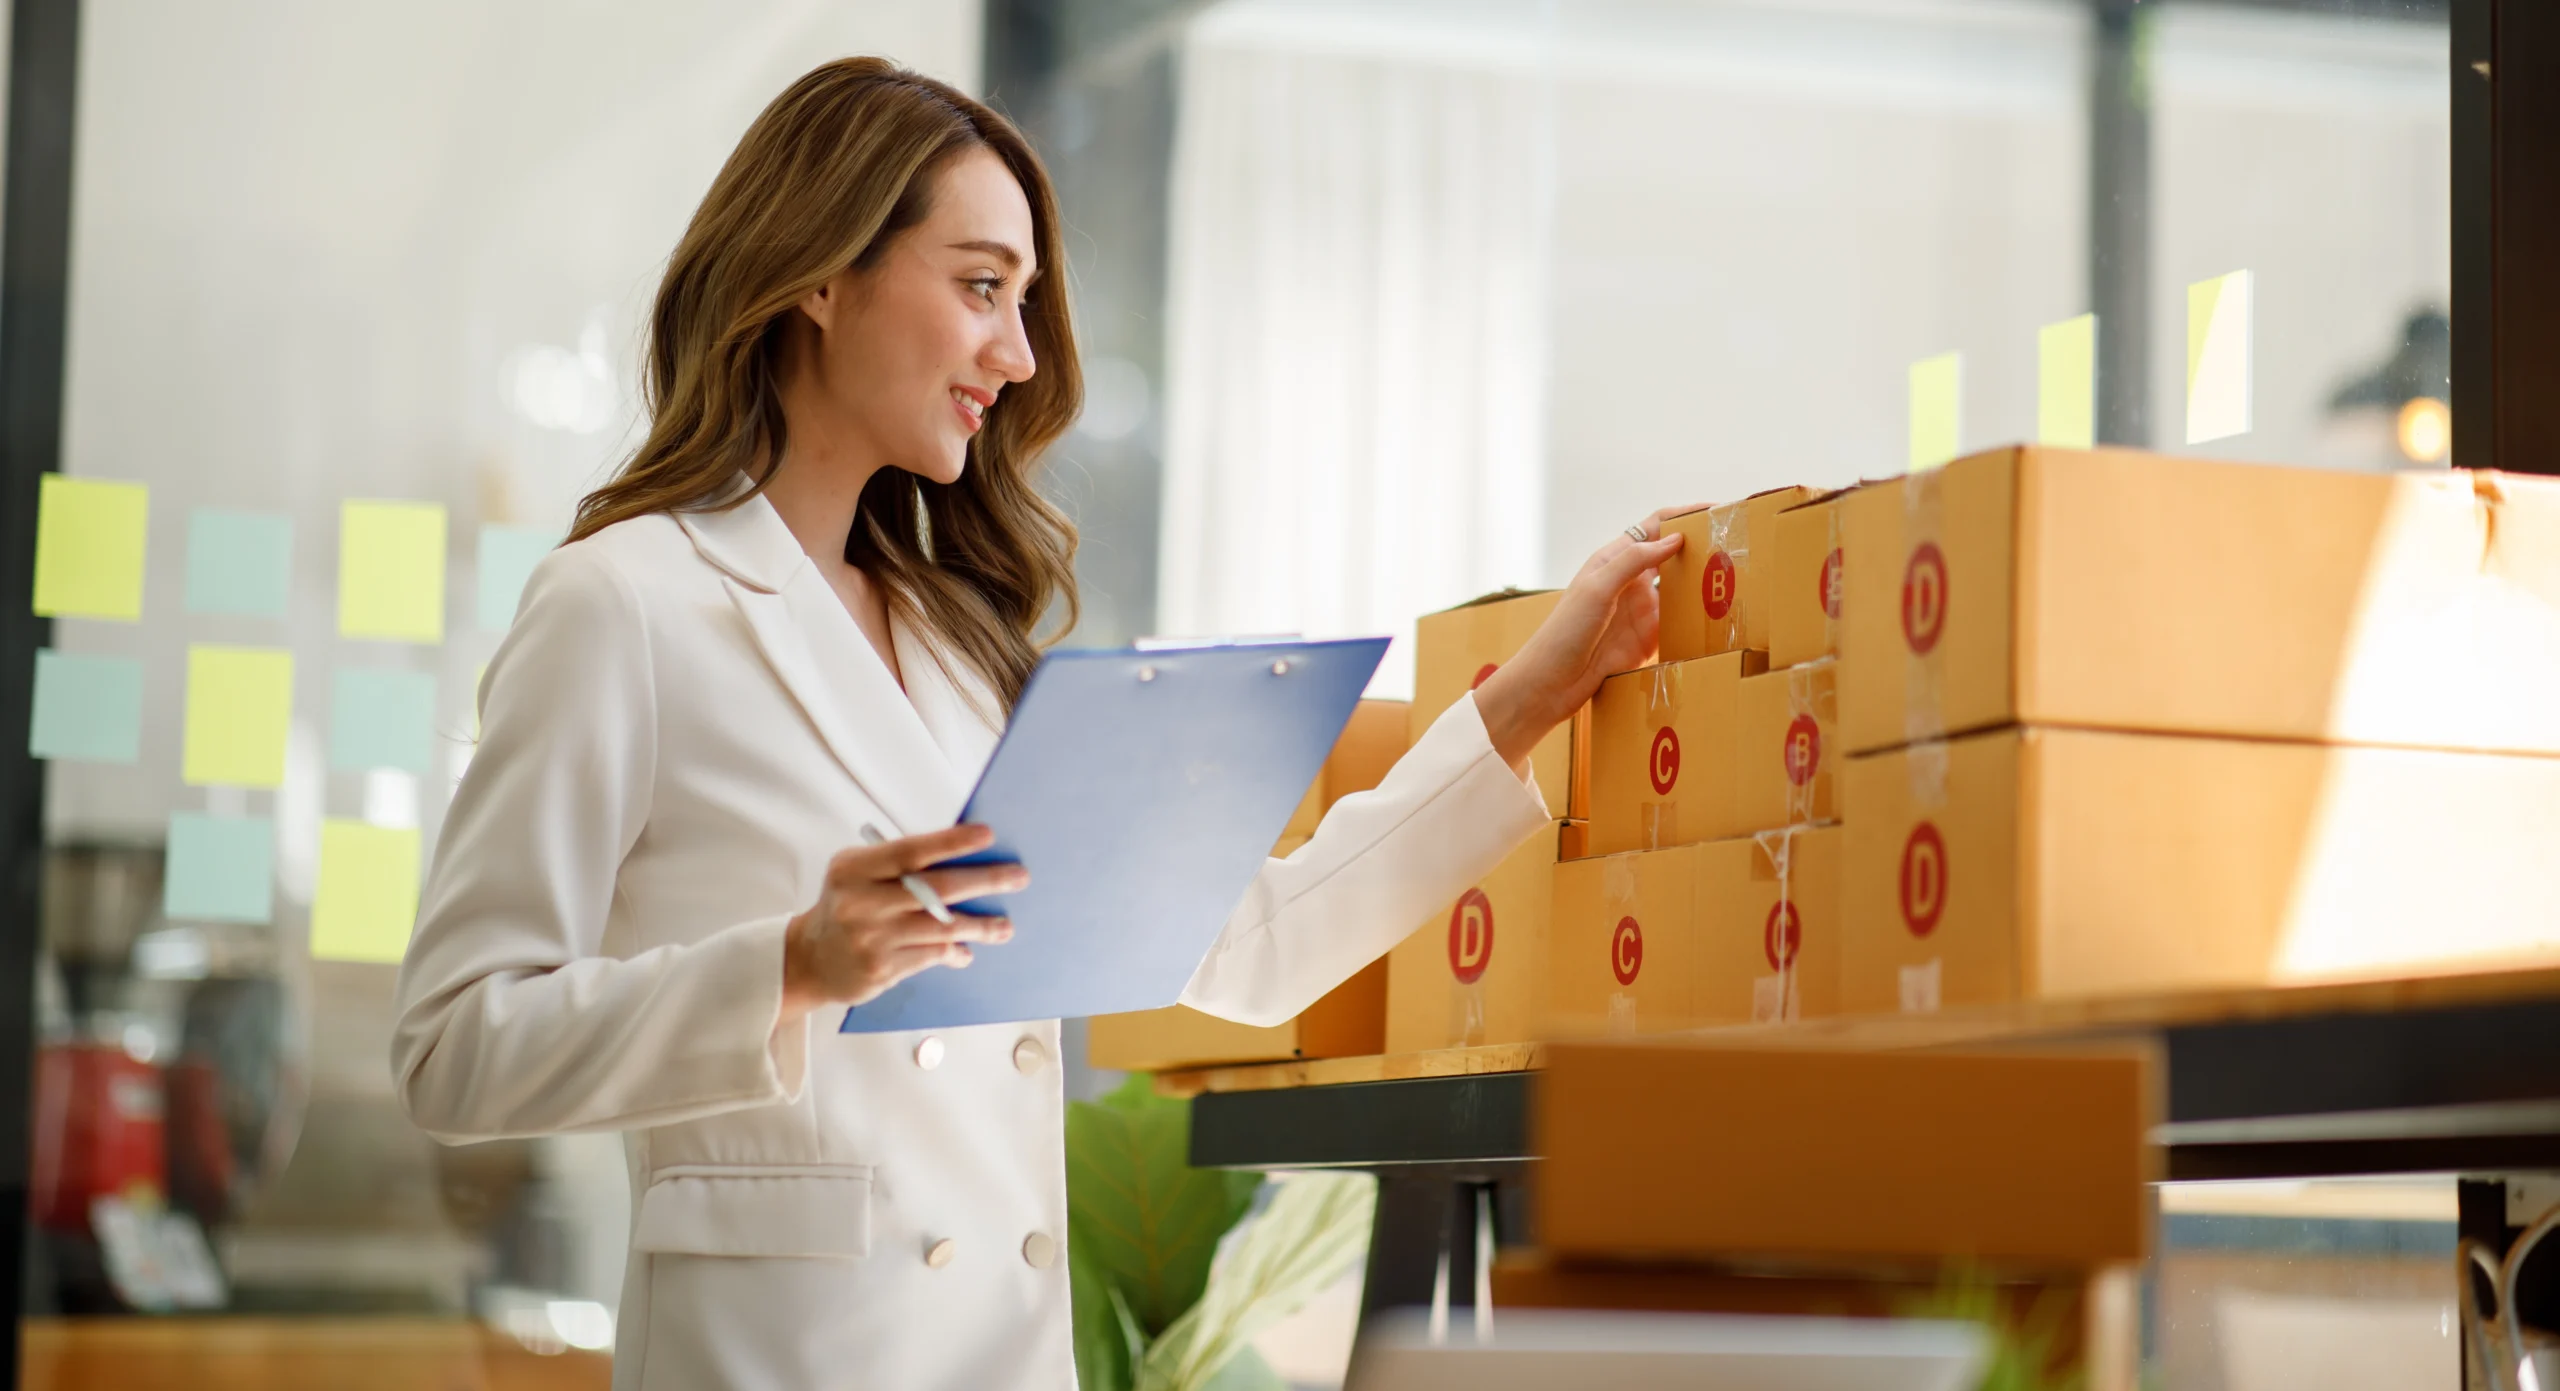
{"left": 29, "top": 1043, "right": 167, "bottom": 1232}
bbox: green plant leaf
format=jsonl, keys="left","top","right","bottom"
{"left": 1071, "top": 1248, "right": 1135, "bottom": 1391}
{"left": 1199, "top": 1345, "right": 1286, "bottom": 1391}
{"left": 1140, "top": 1171, "right": 1377, "bottom": 1391}
{"left": 1067, "top": 1075, "right": 1265, "bottom": 1340}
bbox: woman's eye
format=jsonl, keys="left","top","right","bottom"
{"left": 966, "top": 276, "right": 1002, "bottom": 304}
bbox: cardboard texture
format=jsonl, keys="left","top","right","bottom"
{"left": 1548, "top": 848, "right": 1706, "bottom": 1035}
{"left": 1085, "top": 830, "right": 1388, "bottom": 1070}
{"left": 1491, "top": 1254, "right": 2139, "bottom": 1391}
{"left": 1384, "top": 821, "right": 1573, "bottom": 1053}
{"left": 1659, "top": 487, "right": 1815, "bottom": 661}
{"left": 1586, "top": 652, "right": 1765, "bottom": 857}
{"left": 1696, "top": 827, "right": 1841, "bottom": 1025}
{"left": 1284, "top": 698, "right": 1411, "bottom": 838}
{"left": 1840, "top": 446, "right": 2560, "bottom": 757}
{"left": 1735, "top": 660, "right": 1838, "bottom": 834}
{"left": 1536, "top": 1041, "right": 2153, "bottom": 1268}
{"left": 1411, "top": 590, "right": 1587, "bottom": 816}
{"left": 1769, "top": 492, "right": 1846, "bottom": 669}
{"left": 1841, "top": 726, "right": 2560, "bottom": 1015}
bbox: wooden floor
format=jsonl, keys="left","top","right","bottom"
{"left": 1156, "top": 963, "right": 2560, "bottom": 1095}
{"left": 20, "top": 1319, "right": 611, "bottom": 1391}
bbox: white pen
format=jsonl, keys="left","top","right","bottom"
{"left": 859, "top": 823, "right": 954, "bottom": 924}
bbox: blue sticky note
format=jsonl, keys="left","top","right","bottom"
{"left": 30, "top": 649, "right": 144, "bottom": 763}
{"left": 477, "top": 525, "right": 558, "bottom": 633}
{"left": 329, "top": 666, "right": 437, "bottom": 774}
{"left": 164, "top": 812, "right": 275, "bottom": 923}
{"left": 184, "top": 509, "right": 294, "bottom": 618}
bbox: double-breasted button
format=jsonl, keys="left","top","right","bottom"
{"left": 925, "top": 1238, "right": 957, "bottom": 1269}
{"left": 1012, "top": 1036, "right": 1048, "bottom": 1075}
{"left": 914, "top": 1036, "right": 945, "bottom": 1070}
{"left": 1022, "top": 1232, "right": 1057, "bottom": 1268}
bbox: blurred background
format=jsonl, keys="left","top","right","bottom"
{"left": 16, "top": 0, "right": 2456, "bottom": 1386}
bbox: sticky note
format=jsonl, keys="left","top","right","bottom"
{"left": 2186, "top": 270, "right": 2254, "bottom": 445}
{"left": 163, "top": 812, "right": 275, "bottom": 924}
{"left": 183, "top": 645, "right": 293, "bottom": 788}
{"left": 1908, "top": 352, "right": 1962, "bottom": 471}
{"left": 33, "top": 475, "right": 148, "bottom": 621}
{"left": 29, "top": 649, "right": 143, "bottom": 763}
{"left": 2038, "top": 313, "right": 2097, "bottom": 450}
{"left": 330, "top": 666, "right": 436, "bottom": 774}
{"left": 477, "top": 525, "right": 558, "bottom": 633}
{"left": 184, "top": 509, "right": 293, "bottom": 618}
{"left": 339, "top": 500, "right": 447, "bottom": 643}
{"left": 312, "top": 819, "right": 420, "bottom": 963}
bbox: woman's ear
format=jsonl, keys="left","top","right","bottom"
{"left": 796, "top": 278, "right": 837, "bottom": 333}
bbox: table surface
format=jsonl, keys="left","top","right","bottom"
{"left": 1179, "top": 966, "right": 2560, "bottom": 1181}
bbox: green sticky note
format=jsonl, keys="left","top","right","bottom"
{"left": 183, "top": 645, "right": 293, "bottom": 788}
{"left": 164, "top": 812, "right": 275, "bottom": 924}
{"left": 2186, "top": 269, "right": 2254, "bottom": 445}
{"left": 2037, "top": 314, "right": 2097, "bottom": 451}
{"left": 1908, "top": 352, "right": 1962, "bottom": 472}
{"left": 30, "top": 649, "right": 144, "bottom": 763}
{"left": 185, "top": 509, "right": 293, "bottom": 618}
{"left": 312, "top": 819, "right": 420, "bottom": 964}
{"left": 477, "top": 525, "right": 558, "bottom": 633}
{"left": 330, "top": 666, "right": 437, "bottom": 774}
{"left": 33, "top": 475, "right": 148, "bottom": 621}
{"left": 339, "top": 500, "right": 447, "bottom": 642}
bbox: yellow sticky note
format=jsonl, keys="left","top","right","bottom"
{"left": 339, "top": 500, "right": 448, "bottom": 642}
{"left": 312, "top": 819, "right": 421, "bottom": 963}
{"left": 2186, "top": 270, "right": 2254, "bottom": 445}
{"left": 1908, "top": 352, "right": 1962, "bottom": 472}
{"left": 33, "top": 475, "right": 148, "bottom": 620}
{"left": 183, "top": 645, "right": 293, "bottom": 788}
{"left": 2038, "top": 314, "right": 2097, "bottom": 450}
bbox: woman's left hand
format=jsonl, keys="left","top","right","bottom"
{"left": 1472, "top": 507, "right": 1701, "bottom": 772}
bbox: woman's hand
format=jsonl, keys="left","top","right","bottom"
{"left": 778, "top": 824, "right": 1026, "bottom": 1023}
{"left": 1472, "top": 506, "right": 1701, "bottom": 771}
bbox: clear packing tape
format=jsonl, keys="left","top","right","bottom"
{"left": 1751, "top": 825, "right": 1804, "bottom": 1024}
{"left": 1603, "top": 853, "right": 1642, "bottom": 1035}
{"left": 1707, "top": 505, "right": 1745, "bottom": 653}
{"left": 1639, "top": 662, "right": 1679, "bottom": 851}
{"left": 1784, "top": 656, "right": 1837, "bottom": 827}
{"left": 1899, "top": 468, "right": 1948, "bottom": 1014}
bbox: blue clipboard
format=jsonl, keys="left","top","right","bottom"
{"left": 839, "top": 637, "right": 1390, "bottom": 1033}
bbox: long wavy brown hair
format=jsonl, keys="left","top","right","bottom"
{"left": 569, "top": 57, "right": 1080, "bottom": 710}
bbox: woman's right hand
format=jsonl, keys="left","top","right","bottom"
{"left": 779, "top": 824, "right": 1026, "bottom": 1022}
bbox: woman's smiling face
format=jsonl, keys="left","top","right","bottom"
{"left": 798, "top": 146, "right": 1040, "bottom": 485}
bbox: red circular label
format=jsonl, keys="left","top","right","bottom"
{"left": 1701, "top": 549, "right": 1737, "bottom": 621}
{"left": 1819, "top": 548, "right": 1844, "bottom": 620}
{"left": 1901, "top": 542, "right": 1948, "bottom": 655}
{"left": 1471, "top": 662, "right": 1499, "bottom": 690}
{"left": 1899, "top": 822, "right": 1948, "bottom": 938}
{"left": 1647, "top": 726, "right": 1681, "bottom": 795}
{"left": 1783, "top": 714, "right": 1822, "bottom": 786}
{"left": 1611, "top": 916, "right": 1644, "bottom": 985}
{"left": 1764, "top": 900, "right": 1803, "bottom": 970}
{"left": 1447, "top": 887, "right": 1494, "bottom": 984}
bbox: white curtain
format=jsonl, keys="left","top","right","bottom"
{"left": 1155, "top": 0, "right": 1556, "bottom": 698}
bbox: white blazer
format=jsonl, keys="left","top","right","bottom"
{"left": 390, "top": 492, "right": 1549, "bottom": 1391}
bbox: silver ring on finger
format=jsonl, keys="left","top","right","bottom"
{"left": 1624, "top": 522, "right": 1651, "bottom": 543}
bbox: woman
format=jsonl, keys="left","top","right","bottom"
{"left": 391, "top": 57, "right": 1681, "bottom": 1390}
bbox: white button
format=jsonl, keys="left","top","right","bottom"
{"left": 1012, "top": 1036, "right": 1048, "bottom": 1075}
{"left": 914, "top": 1036, "right": 944, "bottom": 1070}
{"left": 1022, "top": 1231, "right": 1057, "bottom": 1268}
{"left": 925, "top": 1238, "right": 957, "bottom": 1269}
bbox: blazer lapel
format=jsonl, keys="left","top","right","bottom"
{"left": 893, "top": 616, "right": 1005, "bottom": 793}
{"left": 677, "top": 495, "right": 965, "bottom": 836}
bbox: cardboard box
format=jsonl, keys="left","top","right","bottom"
{"left": 1585, "top": 652, "right": 1765, "bottom": 857}
{"left": 1283, "top": 698, "right": 1412, "bottom": 838}
{"left": 1536, "top": 1040, "right": 2154, "bottom": 1267}
{"left": 1839, "top": 446, "right": 2560, "bottom": 757}
{"left": 1548, "top": 847, "right": 1706, "bottom": 1035}
{"left": 1659, "top": 486, "right": 1815, "bottom": 661}
{"left": 1696, "top": 826, "right": 1841, "bottom": 1024}
{"left": 1084, "top": 956, "right": 1386, "bottom": 1070}
{"left": 1734, "top": 659, "right": 1838, "bottom": 834}
{"left": 1384, "top": 821, "right": 1576, "bottom": 1053}
{"left": 1412, "top": 590, "right": 1588, "bottom": 816}
{"left": 1769, "top": 491, "right": 1847, "bottom": 669}
{"left": 1841, "top": 725, "right": 2560, "bottom": 1015}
